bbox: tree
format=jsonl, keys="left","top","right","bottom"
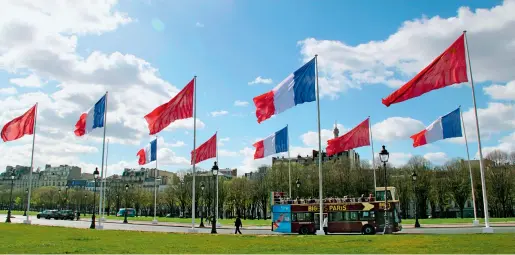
{"left": 446, "top": 160, "right": 470, "bottom": 218}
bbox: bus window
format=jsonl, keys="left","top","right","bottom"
{"left": 293, "top": 213, "right": 313, "bottom": 222}
{"left": 344, "top": 211, "right": 358, "bottom": 221}
{"left": 330, "top": 212, "right": 344, "bottom": 222}
{"left": 360, "top": 211, "right": 375, "bottom": 221}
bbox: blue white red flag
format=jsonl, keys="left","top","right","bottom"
{"left": 137, "top": 138, "right": 157, "bottom": 165}
{"left": 253, "top": 126, "right": 288, "bottom": 159}
{"left": 74, "top": 94, "right": 107, "bottom": 136}
{"left": 410, "top": 108, "right": 462, "bottom": 147}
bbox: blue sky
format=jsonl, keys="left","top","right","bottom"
{"left": 1, "top": 0, "right": 515, "bottom": 175}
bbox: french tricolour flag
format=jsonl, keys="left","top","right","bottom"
{"left": 253, "top": 58, "right": 316, "bottom": 123}
{"left": 253, "top": 126, "right": 288, "bottom": 159}
{"left": 410, "top": 108, "right": 462, "bottom": 147}
{"left": 74, "top": 94, "right": 107, "bottom": 137}
{"left": 137, "top": 138, "right": 157, "bottom": 165}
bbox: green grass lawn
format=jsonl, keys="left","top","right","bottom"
{"left": 1, "top": 224, "right": 514, "bottom": 254}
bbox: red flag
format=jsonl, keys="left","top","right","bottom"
{"left": 144, "top": 79, "right": 194, "bottom": 135}
{"left": 327, "top": 118, "right": 370, "bottom": 156}
{"left": 382, "top": 34, "right": 468, "bottom": 107}
{"left": 1, "top": 104, "right": 37, "bottom": 142}
{"left": 191, "top": 133, "right": 217, "bottom": 165}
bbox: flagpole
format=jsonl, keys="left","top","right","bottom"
{"left": 153, "top": 136, "right": 158, "bottom": 224}
{"left": 314, "top": 55, "right": 324, "bottom": 235}
{"left": 216, "top": 130, "right": 219, "bottom": 227}
{"left": 98, "top": 91, "right": 108, "bottom": 229}
{"left": 191, "top": 76, "right": 197, "bottom": 231}
{"left": 459, "top": 106, "right": 479, "bottom": 226}
{"left": 368, "top": 116, "right": 376, "bottom": 193}
{"left": 463, "top": 30, "right": 492, "bottom": 233}
{"left": 287, "top": 124, "right": 292, "bottom": 198}
{"left": 102, "top": 138, "right": 109, "bottom": 222}
{"left": 24, "top": 103, "right": 38, "bottom": 225}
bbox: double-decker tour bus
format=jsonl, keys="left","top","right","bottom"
{"left": 271, "top": 187, "right": 402, "bottom": 235}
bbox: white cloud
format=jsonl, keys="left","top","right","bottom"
{"left": 389, "top": 152, "right": 413, "bottom": 167}
{"left": 248, "top": 76, "right": 273, "bottom": 85}
{"left": 481, "top": 132, "right": 515, "bottom": 157}
{"left": 372, "top": 117, "right": 425, "bottom": 142}
{"left": 218, "top": 137, "right": 230, "bottom": 146}
{"left": 0, "top": 87, "right": 17, "bottom": 95}
{"left": 483, "top": 80, "right": 515, "bottom": 100}
{"left": 219, "top": 149, "right": 238, "bottom": 157}
{"left": 301, "top": 124, "right": 346, "bottom": 148}
{"left": 423, "top": 152, "right": 449, "bottom": 165}
{"left": 9, "top": 74, "right": 45, "bottom": 87}
{"left": 234, "top": 100, "right": 249, "bottom": 107}
{"left": 195, "top": 22, "right": 204, "bottom": 28}
{"left": 210, "top": 110, "right": 229, "bottom": 117}
{"left": 298, "top": 1, "right": 515, "bottom": 98}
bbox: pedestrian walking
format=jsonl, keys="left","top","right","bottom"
{"left": 323, "top": 214, "right": 328, "bottom": 235}
{"left": 235, "top": 215, "right": 242, "bottom": 234}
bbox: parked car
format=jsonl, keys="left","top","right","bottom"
{"left": 57, "top": 210, "right": 75, "bottom": 220}
{"left": 116, "top": 208, "right": 136, "bottom": 217}
{"left": 37, "top": 210, "right": 59, "bottom": 219}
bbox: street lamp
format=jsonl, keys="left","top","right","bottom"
{"left": 200, "top": 182, "right": 205, "bottom": 228}
{"left": 295, "top": 178, "right": 301, "bottom": 200}
{"left": 23, "top": 188, "right": 29, "bottom": 216}
{"left": 65, "top": 186, "right": 70, "bottom": 209}
{"left": 90, "top": 167, "right": 99, "bottom": 229}
{"left": 412, "top": 172, "right": 420, "bottom": 228}
{"left": 211, "top": 162, "right": 219, "bottom": 234}
{"left": 6, "top": 170, "right": 15, "bottom": 223}
{"left": 58, "top": 188, "right": 61, "bottom": 210}
{"left": 379, "top": 145, "right": 391, "bottom": 234}
{"left": 124, "top": 183, "right": 129, "bottom": 224}
{"left": 84, "top": 194, "right": 88, "bottom": 217}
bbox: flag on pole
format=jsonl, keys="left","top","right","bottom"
{"left": 410, "top": 108, "right": 462, "bottom": 147}
{"left": 137, "top": 138, "right": 157, "bottom": 165}
{"left": 145, "top": 79, "right": 194, "bottom": 135}
{"left": 253, "top": 126, "right": 288, "bottom": 159}
{"left": 327, "top": 118, "right": 370, "bottom": 156}
{"left": 74, "top": 94, "right": 107, "bottom": 136}
{"left": 382, "top": 34, "right": 468, "bottom": 107}
{"left": 1, "top": 104, "right": 37, "bottom": 142}
{"left": 253, "top": 58, "right": 316, "bottom": 123}
{"left": 191, "top": 133, "right": 216, "bottom": 164}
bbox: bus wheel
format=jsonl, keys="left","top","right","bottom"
{"left": 299, "top": 226, "right": 309, "bottom": 235}
{"left": 362, "top": 225, "right": 375, "bottom": 235}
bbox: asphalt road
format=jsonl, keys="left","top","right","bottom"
{"left": 3, "top": 214, "right": 515, "bottom": 235}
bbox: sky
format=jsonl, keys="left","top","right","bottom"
{"left": 1, "top": 0, "right": 515, "bottom": 176}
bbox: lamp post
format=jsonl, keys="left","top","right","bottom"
{"left": 123, "top": 183, "right": 129, "bottom": 224}
{"left": 6, "top": 170, "right": 15, "bottom": 223}
{"left": 65, "top": 186, "right": 70, "bottom": 209}
{"left": 412, "top": 172, "right": 420, "bottom": 228}
{"left": 84, "top": 194, "right": 88, "bottom": 216}
{"left": 23, "top": 188, "right": 28, "bottom": 216}
{"left": 379, "top": 145, "right": 391, "bottom": 234}
{"left": 90, "top": 167, "right": 100, "bottom": 229}
{"left": 58, "top": 188, "right": 61, "bottom": 210}
{"left": 211, "top": 162, "right": 219, "bottom": 234}
{"left": 200, "top": 182, "right": 205, "bottom": 228}
{"left": 295, "top": 178, "right": 301, "bottom": 200}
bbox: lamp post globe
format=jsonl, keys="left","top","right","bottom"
{"left": 90, "top": 167, "right": 100, "bottom": 229}
{"left": 211, "top": 162, "right": 219, "bottom": 234}
{"left": 6, "top": 170, "right": 15, "bottom": 223}
{"left": 295, "top": 178, "right": 301, "bottom": 199}
{"left": 379, "top": 145, "right": 391, "bottom": 234}
{"left": 123, "top": 183, "right": 129, "bottom": 224}
{"left": 412, "top": 172, "right": 420, "bottom": 228}
{"left": 200, "top": 182, "right": 205, "bottom": 228}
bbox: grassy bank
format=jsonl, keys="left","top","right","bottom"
{"left": 1, "top": 224, "right": 514, "bottom": 254}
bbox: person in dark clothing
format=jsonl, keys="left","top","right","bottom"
{"left": 235, "top": 216, "right": 242, "bottom": 234}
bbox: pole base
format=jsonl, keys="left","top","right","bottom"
{"left": 482, "top": 226, "right": 494, "bottom": 233}
{"left": 188, "top": 228, "right": 198, "bottom": 233}
{"left": 23, "top": 219, "right": 31, "bottom": 225}
{"left": 472, "top": 219, "right": 480, "bottom": 226}
{"left": 96, "top": 224, "right": 104, "bottom": 230}
{"left": 316, "top": 230, "right": 325, "bottom": 235}
{"left": 152, "top": 219, "right": 158, "bottom": 224}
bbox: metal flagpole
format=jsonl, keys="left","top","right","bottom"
{"left": 24, "top": 103, "right": 38, "bottom": 224}
{"left": 315, "top": 55, "right": 324, "bottom": 235}
{"left": 98, "top": 92, "right": 108, "bottom": 229}
{"left": 459, "top": 106, "right": 479, "bottom": 226}
{"left": 216, "top": 131, "right": 220, "bottom": 227}
{"left": 153, "top": 136, "right": 158, "bottom": 224}
{"left": 287, "top": 124, "right": 292, "bottom": 197}
{"left": 463, "top": 30, "right": 492, "bottom": 233}
{"left": 101, "top": 138, "right": 109, "bottom": 222}
{"left": 368, "top": 116, "right": 377, "bottom": 193}
{"left": 191, "top": 76, "right": 197, "bottom": 231}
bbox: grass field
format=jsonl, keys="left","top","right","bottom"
{"left": 1, "top": 224, "right": 514, "bottom": 254}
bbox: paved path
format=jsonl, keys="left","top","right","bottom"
{"left": 4, "top": 214, "right": 515, "bottom": 235}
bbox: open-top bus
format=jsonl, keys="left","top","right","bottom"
{"left": 271, "top": 187, "right": 402, "bottom": 235}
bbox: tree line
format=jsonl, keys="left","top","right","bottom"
{"left": 1, "top": 150, "right": 514, "bottom": 220}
